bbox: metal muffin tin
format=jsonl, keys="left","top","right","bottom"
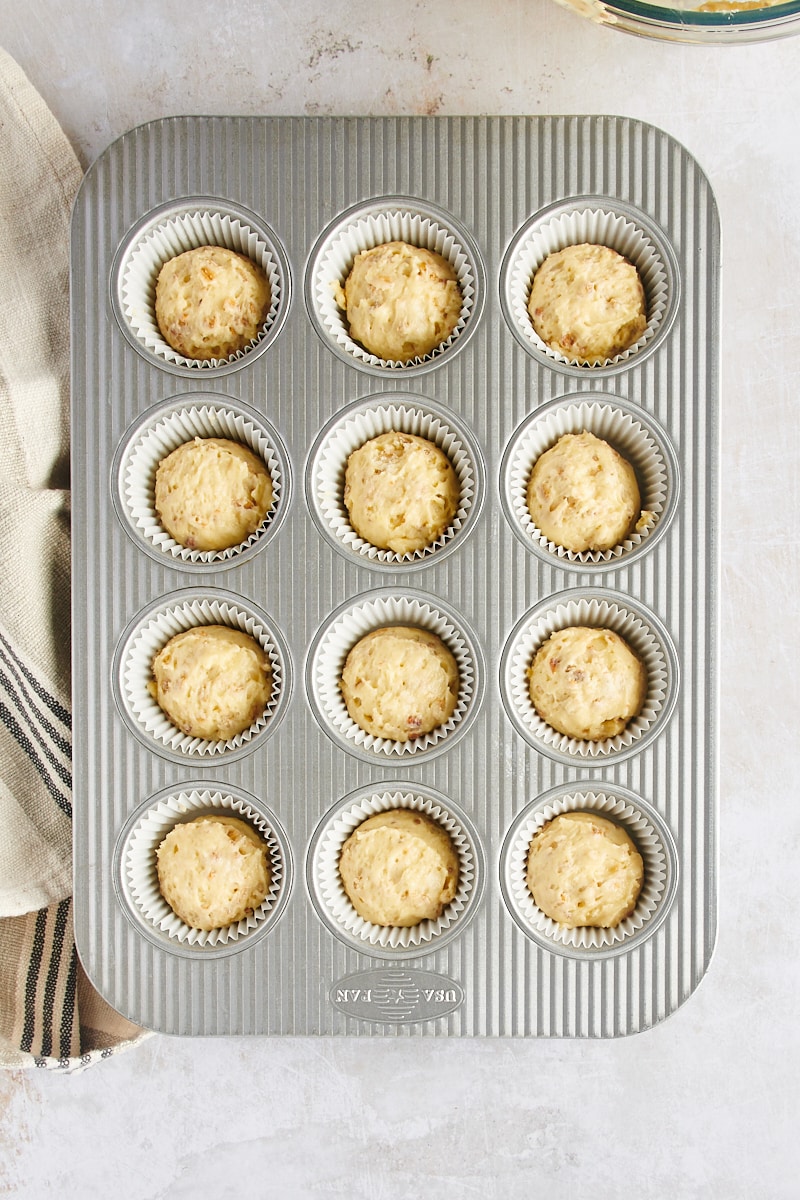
{"left": 71, "top": 116, "right": 719, "bottom": 1037}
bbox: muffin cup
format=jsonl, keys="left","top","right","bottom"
{"left": 500, "top": 588, "right": 678, "bottom": 764}
{"left": 306, "top": 588, "right": 484, "bottom": 763}
{"left": 501, "top": 196, "right": 678, "bottom": 373}
{"left": 114, "top": 783, "right": 292, "bottom": 956}
{"left": 113, "top": 588, "right": 291, "bottom": 763}
{"left": 112, "top": 196, "right": 290, "bottom": 374}
{"left": 306, "top": 393, "right": 484, "bottom": 569}
{"left": 500, "top": 393, "right": 679, "bottom": 568}
{"left": 307, "top": 784, "right": 485, "bottom": 956}
{"left": 500, "top": 784, "right": 678, "bottom": 957}
{"left": 113, "top": 395, "right": 290, "bottom": 568}
{"left": 305, "top": 195, "right": 484, "bottom": 374}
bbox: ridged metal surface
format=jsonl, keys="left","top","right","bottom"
{"left": 71, "top": 116, "right": 719, "bottom": 1037}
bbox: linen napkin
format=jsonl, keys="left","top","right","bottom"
{"left": 0, "top": 45, "right": 148, "bottom": 1071}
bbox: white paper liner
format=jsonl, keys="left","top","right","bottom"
{"left": 119, "top": 594, "right": 287, "bottom": 758}
{"left": 310, "top": 204, "right": 477, "bottom": 370}
{"left": 502, "top": 789, "right": 675, "bottom": 953}
{"left": 120, "top": 205, "right": 285, "bottom": 369}
{"left": 502, "top": 594, "right": 674, "bottom": 760}
{"left": 311, "top": 788, "right": 478, "bottom": 951}
{"left": 123, "top": 788, "right": 287, "bottom": 948}
{"left": 504, "top": 204, "right": 670, "bottom": 368}
{"left": 502, "top": 397, "right": 675, "bottom": 565}
{"left": 309, "top": 593, "right": 479, "bottom": 759}
{"left": 310, "top": 399, "right": 481, "bottom": 565}
{"left": 118, "top": 400, "right": 286, "bottom": 565}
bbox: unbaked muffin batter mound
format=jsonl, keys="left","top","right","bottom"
{"left": 157, "top": 815, "right": 270, "bottom": 930}
{"left": 155, "top": 436, "right": 273, "bottom": 551}
{"left": 155, "top": 245, "right": 271, "bottom": 360}
{"left": 344, "top": 431, "right": 459, "bottom": 554}
{"left": 528, "top": 625, "right": 645, "bottom": 742}
{"left": 150, "top": 624, "right": 272, "bottom": 741}
{"left": 340, "top": 625, "right": 459, "bottom": 742}
{"left": 526, "top": 430, "right": 642, "bottom": 552}
{"left": 528, "top": 243, "right": 646, "bottom": 364}
{"left": 336, "top": 241, "right": 462, "bottom": 362}
{"left": 339, "top": 809, "right": 459, "bottom": 926}
{"left": 526, "top": 811, "right": 643, "bottom": 928}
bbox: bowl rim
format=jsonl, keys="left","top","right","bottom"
{"left": 605, "top": 0, "right": 800, "bottom": 28}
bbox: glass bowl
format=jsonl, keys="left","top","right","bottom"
{"left": 554, "top": 0, "right": 800, "bottom": 42}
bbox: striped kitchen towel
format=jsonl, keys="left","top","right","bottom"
{"left": 0, "top": 45, "right": 147, "bottom": 1071}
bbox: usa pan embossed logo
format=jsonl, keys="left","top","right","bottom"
{"left": 330, "top": 968, "right": 464, "bottom": 1023}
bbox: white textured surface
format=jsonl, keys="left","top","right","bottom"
{"left": 0, "top": 2, "right": 798, "bottom": 1196}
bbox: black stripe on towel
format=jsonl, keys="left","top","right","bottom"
{"left": 60, "top": 935, "right": 79, "bottom": 1060}
{"left": 0, "top": 628, "right": 71, "bottom": 727}
{"left": 21, "top": 907, "right": 48, "bottom": 1053}
{"left": 0, "top": 700, "right": 72, "bottom": 817}
{"left": 39, "top": 900, "right": 71, "bottom": 1059}
{"left": 0, "top": 665, "right": 71, "bottom": 775}
{"left": 0, "top": 653, "right": 71, "bottom": 756}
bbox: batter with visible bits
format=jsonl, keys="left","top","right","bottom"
{"left": 155, "top": 244, "right": 271, "bottom": 360}
{"left": 151, "top": 624, "right": 272, "bottom": 741}
{"left": 336, "top": 240, "right": 462, "bottom": 362}
{"left": 528, "top": 625, "right": 645, "bottom": 742}
{"left": 157, "top": 815, "right": 270, "bottom": 931}
{"left": 340, "top": 625, "right": 459, "bottom": 742}
{"left": 344, "top": 431, "right": 459, "bottom": 554}
{"left": 339, "top": 809, "right": 459, "bottom": 926}
{"left": 155, "top": 436, "right": 273, "bottom": 551}
{"left": 526, "top": 430, "right": 643, "bottom": 552}
{"left": 526, "top": 810, "right": 643, "bottom": 928}
{"left": 528, "top": 243, "right": 646, "bottom": 364}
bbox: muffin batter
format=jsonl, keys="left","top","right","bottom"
{"left": 151, "top": 624, "right": 272, "bottom": 741}
{"left": 155, "top": 436, "right": 273, "bottom": 551}
{"left": 526, "top": 810, "right": 643, "bottom": 928}
{"left": 336, "top": 240, "right": 462, "bottom": 362}
{"left": 528, "top": 243, "right": 646, "bottom": 364}
{"left": 339, "top": 808, "right": 459, "bottom": 926}
{"left": 340, "top": 625, "right": 459, "bottom": 742}
{"left": 155, "top": 244, "right": 271, "bottom": 360}
{"left": 528, "top": 625, "right": 645, "bottom": 741}
{"left": 157, "top": 815, "right": 270, "bottom": 931}
{"left": 344, "top": 431, "right": 459, "bottom": 554}
{"left": 526, "top": 430, "right": 641, "bottom": 552}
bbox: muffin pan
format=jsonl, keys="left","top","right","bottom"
{"left": 71, "top": 116, "right": 719, "bottom": 1037}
